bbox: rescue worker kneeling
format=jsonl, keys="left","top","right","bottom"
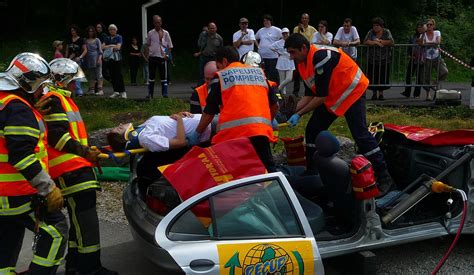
{"left": 0, "top": 53, "right": 67, "bottom": 274}
{"left": 35, "top": 58, "right": 117, "bottom": 275}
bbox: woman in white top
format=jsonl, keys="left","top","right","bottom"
{"left": 270, "top": 28, "right": 295, "bottom": 94}
{"left": 422, "top": 18, "right": 448, "bottom": 100}
{"left": 312, "top": 20, "right": 333, "bottom": 45}
{"left": 255, "top": 14, "right": 282, "bottom": 84}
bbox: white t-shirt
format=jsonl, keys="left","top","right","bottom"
{"left": 270, "top": 39, "right": 295, "bottom": 71}
{"left": 423, "top": 30, "right": 441, "bottom": 60}
{"left": 312, "top": 32, "right": 333, "bottom": 45}
{"left": 233, "top": 29, "right": 256, "bottom": 58}
{"left": 334, "top": 26, "right": 360, "bottom": 59}
{"left": 138, "top": 114, "right": 211, "bottom": 152}
{"left": 255, "top": 26, "right": 282, "bottom": 59}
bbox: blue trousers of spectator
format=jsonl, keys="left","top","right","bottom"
{"left": 304, "top": 94, "right": 387, "bottom": 174}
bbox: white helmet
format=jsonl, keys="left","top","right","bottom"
{"left": 241, "top": 51, "right": 262, "bottom": 67}
{"left": 0, "top": 53, "right": 51, "bottom": 93}
{"left": 49, "top": 58, "right": 87, "bottom": 86}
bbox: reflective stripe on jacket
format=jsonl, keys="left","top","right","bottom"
{"left": 0, "top": 92, "right": 48, "bottom": 196}
{"left": 298, "top": 44, "right": 369, "bottom": 116}
{"left": 212, "top": 62, "right": 276, "bottom": 144}
{"left": 42, "top": 88, "right": 93, "bottom": 179}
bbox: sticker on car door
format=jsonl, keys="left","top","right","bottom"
{"left": 217, "top": 240, "right": 314, "bottom": 274}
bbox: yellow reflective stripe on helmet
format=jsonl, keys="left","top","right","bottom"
{"left": 13, "top": 154, "right": 37, "bottom": 171}
{"left": 55, "top": 132, "right": 72, "bottom": 151}
{"left": 0, "top": 173, "right": 26, "bottom": 182}
{"left": 4, "top": 126, "right": 40, "bottom": 138}
{"left": 49, "top": 153, "right": 82, "bottom": 168}
{"left": 43, "top": 113, "right": 69, "bottom": 122}
{"left": 0, "top": 266, "right": 16, "bottom": 275}
{"left": 0, "top": 153, "right": 7, "bottom": 162}
{"left": 61, "top": 180, "right": 100, "bottom": 197}
{"left": 78, "top": 244, "right": 101, "bottom": 254}
{"left": 0, "top": 201, "right": 31, "bottom": 216}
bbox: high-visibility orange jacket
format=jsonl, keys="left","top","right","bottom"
{"left": 0, "top": 92, "right": 48, "bottom": 196}
{"left": 298, "top": 44, "right": 369, "bottom": 116}
{"left": 212, "top": 62, "right": 276, "bottom": 144}
{"left": 195, "top": 83, "right": 209, "bottom": 108}
{"left": 42, "top": 88, "right": 93, "bottom": 179}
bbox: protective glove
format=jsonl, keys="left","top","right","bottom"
{"left": 84, "top": 146, "right": 101, "bottom": 162}
{"left": 45, "top": 186, "right": 64, "bottom": 213}
{"left": 271, "top": 118, "right": 279, "bottom": 130}
{"left": 186, "top": 131, "right": 201, "bottom": 146}
{"left": 287, "top": 114, "right": 301, "bottom": 127}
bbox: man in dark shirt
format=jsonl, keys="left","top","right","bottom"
{"left": 190, "top": 46, "right": 279, "bottom": 172}
{"left": 285, "top": 34, "right": 394, "bottom": 195}
{"left": 196, "top": 22, "right": 223, "bottom": 85}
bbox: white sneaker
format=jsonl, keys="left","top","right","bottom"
{"left": 96, "top": 90, "right": 104, "bottom": 96}
{"left": 120, "top": 92, "right": 127, "bottom": 99}
{"left": 109, "top": 92, "right": 120, "bottom": 98}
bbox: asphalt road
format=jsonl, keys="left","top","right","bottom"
{"left": 16, "top": 219, "right": 474, "bottom": 274}
{"left": 101, "top": 82, "right": 473, "bottom": 107}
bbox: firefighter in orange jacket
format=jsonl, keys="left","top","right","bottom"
{"left": 36, "top": 58, "right": 116, "bottom": 275}
{"left": 0, "top": 53, "right": 67, "bottom": 274}
{"left": 284, "top": 33, "right": 394, "bottom": 196}
{"left": 189, "top": 61, "right": 218, "bottom": 113}
{"left": 189, "top": 46, "right": 279, "bottom": 172}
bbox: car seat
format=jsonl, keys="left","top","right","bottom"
{"left": 313, "top": 131, "right": 358, "bottom": 231}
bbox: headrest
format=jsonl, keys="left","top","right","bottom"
{"left": 315, "top": 131, "right": 340, "bottom": 157}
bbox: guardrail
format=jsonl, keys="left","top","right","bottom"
{"left": 350, "top": 44, "right": 446, "bottom": 90}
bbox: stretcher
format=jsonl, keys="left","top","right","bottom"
{"left": 94, "top": 123, "right": 290, "bottom": 159}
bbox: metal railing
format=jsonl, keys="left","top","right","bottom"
{"left": 349, "top": 44, "right": 446, "bottom": 90}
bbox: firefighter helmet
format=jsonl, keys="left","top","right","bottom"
{"left": 241, "top": 51, "right": 262, "bottom": 67}
{"left": 0, "top": 52, "right": 51, "bottom": 93}
{"left": 49, "top": 58, "right": 87, "bottom": 87}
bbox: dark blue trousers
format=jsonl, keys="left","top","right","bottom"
{"left": 305, "top": 95, "right": 387, "bottom": 174}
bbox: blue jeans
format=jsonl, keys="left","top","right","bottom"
{"left": 75, "top": 81, "right": 83, "bottom": 96}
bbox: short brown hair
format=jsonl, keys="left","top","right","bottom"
{"left": 107, "top": 131, "right": 127, "bottom": 152}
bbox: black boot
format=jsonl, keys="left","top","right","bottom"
{"left": 376, "top": 169, "right": 395, "bottom": 198}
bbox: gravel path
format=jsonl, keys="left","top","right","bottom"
{"left": 97, "top": 181, "right": 128, "bottom": 225}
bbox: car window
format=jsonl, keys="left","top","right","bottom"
{"left": 211, "top": 180, "right": 303, "bottom": 239}
{"left": 168, "top": 179, "right": 303, "bottom": 241}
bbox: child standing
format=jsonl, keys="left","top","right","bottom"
{"left": 141, "top": 40, "right": 149, "bottom": 85}
{"left": 53, "top": 40, "right": 64, "bottom": 59}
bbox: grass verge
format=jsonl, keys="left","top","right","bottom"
{"left": 78, "top": 97, "right": 473, "bottom": 140}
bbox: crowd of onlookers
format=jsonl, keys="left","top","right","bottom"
{"left": 52, "top": 14, "right": 448, "bottom": 101}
